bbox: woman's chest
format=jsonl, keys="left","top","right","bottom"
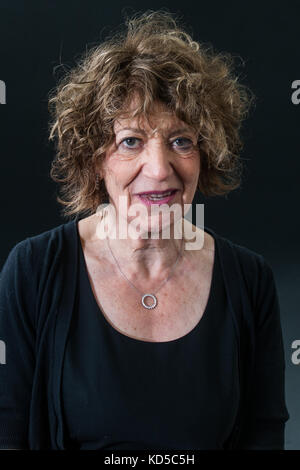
{"left": 82, "top": 250, "right": 214, "bottom": 342}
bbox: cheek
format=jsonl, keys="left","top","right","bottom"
{"left": 192, "top": 153, "right": 201, "bottom": 180}
{"left": 182, "top": 156, "right": 200, "bottom": 183}
{"left": 105, "top": 161, "right": 128, "bottom": 186}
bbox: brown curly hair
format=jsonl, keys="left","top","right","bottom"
{"left": 48, "top": 9, "right": 255, "bottom": 219}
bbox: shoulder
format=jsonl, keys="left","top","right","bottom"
{"left": 1, "top": 220, "right": 76, "bottom": 278}
{"left": 26, "top": 219, "right": 75, "bottom": 251}
{"left": 25, "top": 220, "right": 74, "bottom": 250}
{"left": 211, "top": 228, "right": 268, "bottom": 272}
{"left": 0, "top": 220, "right": 77, "bottom": 333}
{"left": 208, "top": 228, "right": 277, "bottom": 302}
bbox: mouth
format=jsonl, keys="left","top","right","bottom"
{"left": 136, "top": 189, "right": 178, "bottom": 205}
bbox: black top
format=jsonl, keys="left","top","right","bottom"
{"left": 61, "top": 232, "right": 240, "bottom": 450}
{"left": 0, "top": 219, "right": 290, "bottom": 449}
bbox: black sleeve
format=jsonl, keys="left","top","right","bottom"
{"left": 0, "top": 240, "right": 36, "bottom": 449}
{"left": 237, "top": 259, "right": 290, "bottom": 449}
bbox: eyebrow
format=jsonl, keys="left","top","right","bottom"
{"left": 115, "top": 126, "right": 196, "bottom": 138}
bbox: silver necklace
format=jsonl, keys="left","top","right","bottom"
{"left": 106, "top": 235, "right": 185, "bottom": 309}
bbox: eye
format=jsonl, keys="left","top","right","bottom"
{"left": 119, "top": 137, "right": 141, "bottom": 149}
{"left": 172, "top": 137, "right": 194, "bottom": 150}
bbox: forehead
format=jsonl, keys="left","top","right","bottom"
{"left": 113, "top": 101, "right": 193, "bottom": 135}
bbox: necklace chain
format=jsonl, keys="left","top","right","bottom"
{"left": 105, "top": 234, "right": 185, "bottom": 302}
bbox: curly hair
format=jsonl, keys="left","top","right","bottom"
{"left": 48, "top": 9, "right": 255, "bottom": 219}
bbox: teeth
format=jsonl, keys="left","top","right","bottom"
{"left": 143, "top": 191, "right": 173, "bottom": 199}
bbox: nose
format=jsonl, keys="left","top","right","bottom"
{"left": 142, "top": 140, "right": 175, "bottom": 181}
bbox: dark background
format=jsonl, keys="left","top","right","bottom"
{"left": 0, "top": 0, "right": 299, "bottom": 449}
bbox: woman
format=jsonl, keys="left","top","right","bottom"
{"left": 0, "top": 10, "right": 289, "bottom": 450}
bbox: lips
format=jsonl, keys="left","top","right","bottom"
{"left": 136, "top": 189, "right": 178, "bottom": 196}
{"left": 136, "top": 190, "right": 178, "bottom": 206}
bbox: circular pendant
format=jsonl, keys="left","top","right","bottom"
{"left": 142, "top": 294, "right": 157, "bottom": 309}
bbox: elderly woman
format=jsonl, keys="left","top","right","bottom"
{"left": 0, "top": 11, "right": 289, "bottom": 450}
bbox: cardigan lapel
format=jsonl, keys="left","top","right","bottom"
{"left": 207, "top": 228, "right": 255, "bottom": 449}
{"left": 51, "top": 218, "right": 79, "bottom": 449}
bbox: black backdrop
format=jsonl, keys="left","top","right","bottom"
{"left": 0, "top": 0, "right": 299, "bottom": 450}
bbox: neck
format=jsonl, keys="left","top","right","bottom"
{"left": 99, "top": 214, "right": 188, "bottom": 282}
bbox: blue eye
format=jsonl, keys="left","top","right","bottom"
{"left": 172, "top": 137, "right": 193, "bottom": 149}
{"left": 120, "top": 137, "right": 141, "bottom": 149}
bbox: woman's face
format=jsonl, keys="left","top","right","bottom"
{"left": 98, "top": 100, "right": 201, "bottom": 237}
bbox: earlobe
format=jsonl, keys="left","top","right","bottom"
{"left": 98, "top": 164, "right": 106, "bottom": 179}
{"left": 95, "top": 166, "right": 104, "bottom": 180}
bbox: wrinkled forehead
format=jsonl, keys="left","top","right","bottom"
{"left": 113, "top": 100, "right": 194, "bottom": 136}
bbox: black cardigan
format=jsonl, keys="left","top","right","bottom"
{"left": 0, "top": 219, "right": 290, "bottom": 449}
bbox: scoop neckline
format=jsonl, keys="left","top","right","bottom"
{"left": 75, "top": 219, "right": 218, "bottom": 346}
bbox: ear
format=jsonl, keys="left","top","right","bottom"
{"left": 95, "top": 163, "right": 105, "bottom": 179}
